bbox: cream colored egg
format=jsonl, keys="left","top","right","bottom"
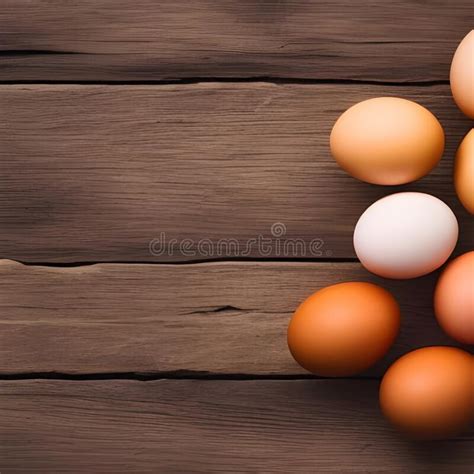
{"left": 354, "top": 193, "right": 458, "bottom": 279}
{"left": 450, "top": 30, "right": 474, "bottom": 119}
{"left": 454, "top": 129, "right": 474, "bottom": 214}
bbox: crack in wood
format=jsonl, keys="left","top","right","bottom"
{"left": 185, "top": 305, "right": 251, "bottom": 315}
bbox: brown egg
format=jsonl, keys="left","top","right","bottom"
{"left": 434, "top": 252, "right": 474, "bottom": 345}
{"left": 287, "top": 282, "right": 400, "bottom": 376}
{"left": 454, "top": 129, "right": 474, "bottom": 214}
{"left": 380, "top": 347, "right": 473, "bottom": 440}
{"left": 330, "top": 97, "right": 445, "bottom": 185}
{"left": 450, "top": 30, "right": 474, "bottom": 119}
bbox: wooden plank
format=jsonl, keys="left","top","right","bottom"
{"left": 0, "top": 260, "right": 468, "bottom": 376}
{"left": 0, "top": 0, "right": 471, "bottom": 82}
{"left": 1, "top": 379, "right": 472, "bottom": 472}
{"left": 0, "top": 83, "right": 471, "bottom": 263}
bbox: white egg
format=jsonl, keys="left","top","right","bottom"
{"left": 354, "top": 192, "right": 458, "bottom": 279}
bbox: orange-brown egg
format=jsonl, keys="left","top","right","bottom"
{"left": 454, "top": 129, "right": 474, "bottom": 214}
{"left": 450, "top": 30, "right": 474, "bottom": 119}
{"left": 287, "top": 282, "right": 400, "bottom": 376}
{"left": 330, "top": 97, "right": 445, "bottom": 185}
{"left": 380, "top": 347, "right": 473, "bottom": 440}
{"left": 434, "top": 251, "right": 474, "bottom": 344}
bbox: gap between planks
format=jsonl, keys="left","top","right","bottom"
{"left": 10, "top": 257, "right": 361, "bottom": 268}
{"left": 0, "top": 371, "right": 380, "bottom": 382}
{"left": 0, "top": 78, "right": 451, "bottom": 87}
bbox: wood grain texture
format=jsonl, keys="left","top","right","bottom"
{"left": 0, "top": 259, "right": 469, "bottom": 376}
{"left": 0, "top": 0, "right": 471, "bottom": 82}
{"left": 1, "top": 380, "right": 472, "bottom": 473}
{"left": 1, "top": 83, "right": 472, "bottom": 263}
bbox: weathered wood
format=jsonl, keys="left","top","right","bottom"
{"left": 0, "top": 84, "right": 471, "bottom": 263}
{"left": 0, "top": 260, "right": 468, "bottom": 376}
{"left": 0, "top": 380, "right": 472, "bottom": 473}
{"left": 0, "top": 0, "right": 471, "bottom": 82}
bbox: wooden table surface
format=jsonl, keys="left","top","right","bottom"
{"left": 0, "top": 1, "right": 473, "bottom": 472}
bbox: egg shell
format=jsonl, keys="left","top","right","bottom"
{"left": 380, "top": 347, "right": 473, "bottom": 440}
{"left": 434, "top": 251, "right": 474, "bottom": 345}
{"left": 354, "top": 192, "right": 458, "bottom": 279}
{"left": 454, "top": 128, "right": 474, "bottom": 214}
{"left": 450, "top": 30, "right": 474, "bottom": 119}
{"left": 330, "top": 97, "right": 445, "bottom": 185}
{"left": 287, "top": 282, "right": 400, "bottom": 377}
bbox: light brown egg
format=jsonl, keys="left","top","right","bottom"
{"left": 380, "top": 347, "right": 473, "bottom": 440}
{"left": 450, "top": 31, "right": 474, "bottom": 119}
{"left": 330, "top": 97, "right": 445, "bottom": 185}
{"left": 454, "top": 129, "right": 474, "bottom": 214}
{"left": 287, "top": 282, "right": 400, "bottom": 376}
{"left": 434, "top": 251, "right": 474, "bottom": 345}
